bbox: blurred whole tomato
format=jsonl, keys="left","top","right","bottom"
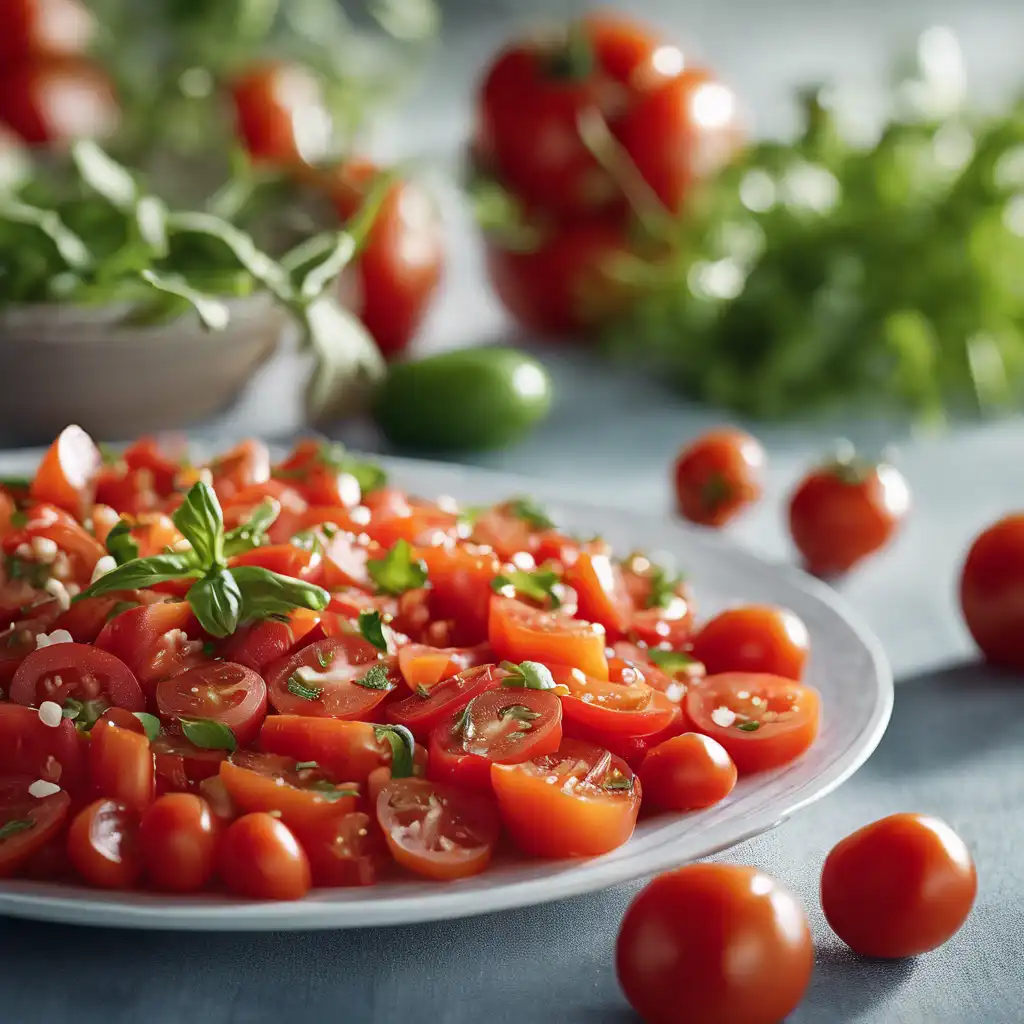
{"left": 0, "top": 0, "right": 95, "bottom": 64}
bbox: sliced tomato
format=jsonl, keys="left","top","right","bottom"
{"left": 122, "top": 513, "right": 183, "bottom": 558}
{"left": 66, "top": 798, "right": 141, "bottom": 889}
{"left": 0, "top": 775, "right": 72, "bottom": 878}
{"left": 123, "top": 437, "right": 184, "bottom": 496}
{"left": 489, "top": 595, "right": 609, "bottom": 680}
{"left": 686, "top": 673, "right": 821, "bottom": 773}
{"left": 320, "top": 529, "right": 378, "bottom": 590}
{"left": 376, "top": 777, "right": 500, "bottom": 880}
{"left": 397, "top": 643, "right": 490, "bottom": 692}
{"left": 10, "top": 642, "right": 144, "bottom": 711}
{"left": 265, "top": 636, "right": 397, "bottom": 719}
{"left": 272, "top": 439, "right": 363, "bottom": 507}
{"left": 491, "top": 740, "right": 641, "bottom": 858}
{"left": 363, "top": 495, "right": 461, "bottom": 549}
{"left": 386, "top": 664, "right": 506, "bottom": 741}
{"left": 95, "top": 465, "right": 161, "bottom": 516}
{"left": 52, "top": 590, "right": 162, "bottom": 644}
{"left": 94, "top": 601, "right": 200, "bottom": 691}
{"left": 260, "top": 716, "right": 395, "bottom": 781}
{"left": 29, "top": 425, "right": 101, "bottom": 522}
{"left": 88, "top": 719, "right": 154, "bottom": 811}
{"left": 548, "top": 664, "right": 678, "bottom": 738}
{"left": 220, "top": 751, "right": 359, "bottom": 830}
{"left": 428, "top": 688, "right": 563, "bottom": 792}
{"left": 301, "top": 810, "right": 389, "bottom": 887}
{"left": 153, "top": 734, "right": 227, "bottom": 793}
{"left": 567, "top": 550, "right": 632, "bottom": 638}
{"left": 206, "top": 440, "right": 271, "bottom": 502}
{"left": 418, "top": 542, "right": 500, "bottom": 646}
{"left": 220, "top": 608, "right": 321, "bottom": 671}
{"left": 4, "top": 503, "right": 106, "bottom": 583}
{"left": 230, "top": 543, "right": 322, "bottom": 580}
{"left": 0, "top": 703, "right": 83, "bottom": 790}
{"left": 0, "top": 618, "right": 52, "bottom": 689}
{"left": 224, "top": 481, "right": 307, "bottom": 541}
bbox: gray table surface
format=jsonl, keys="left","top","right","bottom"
{"left": 4, "top": 1, "right": 1024, "bottom": 1021}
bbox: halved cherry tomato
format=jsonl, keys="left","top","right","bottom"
{"left": 691, "top": 605, "right": 809, "bottom": 680}
{"left": 207, "top": 440, "right": 271, "bottom": 503}
{"left": 66, "top": 798, "right": 140, "bottom": 889}
{"left": 260, "top": 716, "right": 394, "bottom": 782}
{"left": 4, "top": 502, "right": 106, "bottom": 582}
{"left": 272, "top": 439, "right": 363, "bottom": 508}
{"left": 0, "top": 775, "right": 72, "bottom": 878}
{"left": 567, "top": 550, "right": 631, "bottom": 638}
{"left": 639, "top": 732, "right": 737, "bottom": 811}
{"left": 429, "top": 688, "right": 563, "bottom": 791}
{"left": 673, "top": 428, "right": 765, "bottom": 528}
{"left": 122, "top": 437, "right": 183, "bottom": 496}
{"left": 230, "top": 543, "right": 321, "bottom": 581}
{"left": 550, "top": 665, "right": 677, "bottom": 737}
{"left": 155, "top": 661, "right": 268, "bottom": 747}
{"left": 418, "top": 542, "right": 500, "bottom": 645}
{"left": 621, "top": 558, "right": 695, "bottom": 649}
{"left": 152, "top": 734, "right": 226, "bottom": 793}
{"left": 489, "top": 596, "right": 608, "bottom": 680}
{"left": 376, "top": 777, "right": 500, "bottom": 880}
{"left": 51, "top": 591, "right": 160, "bottom": 644}
{"left": 686, "top": 672, "right": 821, "bottom": 773}
{"left": 138, "top": 793, "right": 220, "bottom": 893}
{"left": 88, "top": 719, "right": 154, "bottom": 812}
{"left": 0, "top": 703, "right": 83, "bottom": 790}
{"left": 220, "top": 608, "right": 322, "bottom": 671}
{"left": 94, "top": 602, "right": 199, "bottom": 690}
{"left": 220, "top": 751, "right": 358, "bottom": 831}
{"left": 386, "top": 664, "right": 506, "bottom": 741}
{"left": 265, "top": 636, "right": 397, "bottom": 719}
{"left": 301, "top": 810, "right": 389, "bottom": 888}
{"left": 491, "top": 739, "right": 641, "bottom": 857}
{"left": 95, "top": 464, "right": 160, "bottom": 516}
{"left": 29, "top": 425, "right": 101, "bottom": 522}
{"left": 219, "top": 812, "right": 311, "bottom": 900}
{"left": 10, "top": 642, "right": 144, "bottom": 710}
{"left": 317, "top": 529, "right": 379, "bottom": 590}
{"left": 397, "top": 643, "right": 490, "bottom": 692}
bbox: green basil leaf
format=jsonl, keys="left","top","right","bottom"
{"left": 646, "top": 564, "right": 686, "bottom": 610}
{"left": 223, "top": 499, "right": 280, "bottom": 558}
{"left": 358, "top": 609, "right": 390, "bottom": 652}
{"left": 83, "top": 553, "right": 201, "bottom": 597}
{"left": 0, "top": 197, "right": 91, "bottom": 270}
{"left": 491, "top": 569, "right": 562, "bottom": 609}
{"left": 104, "top": 519, "right": 140, "bottom": 566}
{"left": 647, "top": 648, "right": 699, "bottom": 675}
{"left": 132, "top": 712, "right": 163, "bottom": 742}
{"left": 367, "top": 539, "right": 428, "bottom": 596}
{"left": 736, "top": 721, "right": 761, "bottom": 732}
{"left": 305, "top": 780, "right": 360, "bottom": 802}
{"left": 298, "top": 233, "right": 356, "bottom": 301}
{"left": 61, "top": 698, "right": 109, "bottom": 731}
{"left": 500, "top": 660, "right": 557, "bottom": 690}
{"left": 373, "top": 724, "right": 416, "bottom": 779}
{"left": 105, "top": 599, "right": 139, "bottom": 622}
{"left": 306, "top": 442, "right": 387, "bottom": 495}
{"left": 135, "top": 195, "right": 169, "bottom": 257}
{"left": 171, "top": 481, "right": 225, "bottom": 568}
{"left": 287, "top": 674, "right": 322, "bottom": 701}
{"left": 506, "top": 497, "right": 555, "bottom": 531}
{"left": 0, "top": 819, "right": 34, "bottom": 842}
{"left": 180, "top": 717, "right": 237, "bottom": 752}
{"left": 188, "top": 568, "right": 243, "bottom": 638}
{"left": 71, "top": 140, "right": 138, "bottom": 211}
{"left": 353, "top": 663, "right": 393, "bottom": 691}
{"left": 229, "top": 565, "right": 330, "bottom": 621}
{"left": 138, "top": 270, "right": 230, "bottom": 331}
{"left": 294, "top": 760, "right": 319, "bottom": 771}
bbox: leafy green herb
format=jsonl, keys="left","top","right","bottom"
{"left": 227, "top": 565, "right": 330, "bottom": 622}
{"left": 104, "top": 519, "right": 140, "bottom": 566}
{"left": 294, "top": 761, "right": 319, "bottom": 772}
{"left": 498, "top": 704, "right": 543, "bottom": 730}
{"left": 415, "top": 684, "right": 431, "bottom": 698}
{"left": 84, "top": 552, "right": 202, "bottom": 595}
{"left": 61, "top": 698, "right": 109, "bottom": 731}
{"left": 491, "top": 569, "right": 562, "bottom": 609}
{"left": 500, "top": 660, "right": 557, "bottom": 691}
{"left": 139, "top": 270, "right": 229, "bottom": 331}
{"left": 171, "top": 481, "right": 225, "bottom": 568}
{"left": 353, "top": 663, "right": 393, "bottom": 691}
{"left": 373, "top": 724, "right": 417, "bottom": 778}
{"left": 9, "top": 510, "right": 27, "bottom": 529}
{"left": 452, "top": 701, "right": 474, "bottom": 740}
{"left": 737, "top": 721, "right": 761, "bottom": 732}
{"left": 315, "top": 647, "right": 334, "bottom": 670}
{"left": 275, "top": 441, "right": 387, "bottom": 495}
{"left": 222, "top": 499, "right": 279, "bottom": 557}
{"left": 305, "top": 780, "right": 361, "bottom": 803}
{"left": 645, "top": 564, "right": 685, "bottom": 611}
{"left": 180, "top": 718, "right": 237, "bottom": 752}
{"left": 0, "top": 819, "right": 34, "bottom": 842}
{"left": 289, "top": 529, "right": 325, "bottom": 557}
{"left": 647, "top": 648, "right": 699, "bottom": 675}
{"left": 188, "top": 566, "right": 243, "bottom": 638}
{"left": 358, "top": 609, "right": 391, "bottom": 652}
{"left": 5, "top": 556, "right": 51, "bottom": 590}
{"left": 604, "top": 771, "right": 635, "bottom": 792}
{"left": 202, "top": 641, "right": 218, "bottom": 658}
{"left": 506, "top": 497, "right": 556, "bottom": 531}
{"left": 367, "top": 539, "right": 428, "bottom": 596}
{"left": 287, "top": 675, "right": 323, "bottom": 701}
{"left": 132, "top": 712, "right": 163, "bottom": 742}
{"left": 0, "top": 476, "right": 31, "bottom": 491}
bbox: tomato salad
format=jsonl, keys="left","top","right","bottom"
{"left": 0, "top": 425, "right": 821, "bottom": 900}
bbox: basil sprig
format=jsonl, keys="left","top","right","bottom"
{"left": 491, "top": 568, "right": 562, "bottom": 609}
{"left": 367, "top": 539, "right": 428, "bottom": 596}
{"left": 83, "top": 481, "right": 328, "bottom": 637}
{"left": 500, "top": 660, "right": 557, "bottom": 691}
{"left": 104, "top": 519, "right": 140, "bottom": 565}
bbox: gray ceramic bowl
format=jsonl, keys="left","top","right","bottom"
{"left": 0, "top": 294, "right": 289, "bottom": 442}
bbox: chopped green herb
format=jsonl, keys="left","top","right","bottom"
{"left": 294, "top": 761, "right": 319, "bottom": 772}
{"left": 61, "top": 698, "right": 110, "bottom": 731}
{"left": 132, "top": 712, "right": 162, "bottom": 742}
{"left": 9, "top": 510, "right": 27, "bottom": 529}
{"left": 202, "top": 641, "right": 218, "bottom": 657}
{"left": 452, "top": 701, "right": 475, "bottom": 740}
{"left": 223, "top": 500, "right": 279, "bottom": 557}
{"left": 0, "top": 477, "right": 31, "bottom": 491}
{"left": 647, "top": 648, "right": 699, "bottom": 675}
{"left": 498, "top": 704, "right": 543, "bottom": 730}
{"left": 367, "top": 539, "right": 428, "bottom": 596}
{"left": 315, "top": 647, "right": 334, "bottom": 669}
{"left": 457, "top": 505, "right": 488, "bottom": 530}
{"left": 645, "top": 563, "right": 686, "bottom": 610}
{"left": 506, "top": 496, "right": 556, "bottom": 531}
{"left": 287, "top": 675, "right": 323, "bottom": 701}
{"left": 306, "top": 779, "right": 360, "bottom": 802}
{"left": 180, "top": 717, "right": 237, "bottom": 752}
{"left": 491, "top": 568, "right": 563, "bottom": 609}
{"left": 6, "top": 556, "right": 50, "bottom": 589}
{"left": 358, "top": 609, "right": 390, "bottom": 652}
{"left": 736, "top": 721, "right": 761, "bottom": 732}
{"left": 97, "top": 442, "right": 121, "bottom": 467}
{"left": 353, "top": 663, "right": 393, "bottom": 691}
{"left": 415, "top": 684, "right": 431, "bottom": 698}
{"left": 0, "top": 819, "right": 34, "bottom": 842}
{"left": 373, "top": 724, "right": 417, "bottom": 778}
{"left": 500, "top": 660, "right": 557, "bottom": 691}
{"left": 604, "top": 771, "right": 635, "bottom": 792}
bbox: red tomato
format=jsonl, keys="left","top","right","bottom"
{"left": 376, "top": 777, "right": 500, "bottom": 881}
{"left": 386, "top": 664, "right": 506, "bottom": 741}
{"left": 218, "top": 812, "right": 311, "bottom": 900}
{"left": 260, "top": 716, "right": 397, "bottom": 782}
{"left": 0, "top": 56, "right": 118, "bottom": 145}
{"left": 0, "top": 703, "right": 82, "bottom": 790}
{"left": 206, "top": 440, "right": 271, "bottom": 503}
{"left": 0, "top": 775, "right": 72, "bottom": 878}
{"left": 122, "top": 437, "right": 183, "bottom": 496}
{"left": 616, "top": 865, "right": 813, "bottom": 1024}
{"left": 549, "top": 664, "right": 677, "bottom": 737}
{"left": 10, "top": 642, "right": 144, "bottom": 710}
{"left": 567, "top": 550, "right": 631, "bottom": 637}
{"left": 152, "top": 734, "right": 226, "bottom": 793}
{"left": 489, "top": 596, "right": 609, "bottom": 680}
{"left": 329, "top": 160, "right": 444, "bottom": 359}
{"left": 820, "top": 813, "right": 977, "bottom": 959}
{"left": 418, "top": 543, "right": 500, "bottom": 646}
{"left": 491, "top": 739, "right": 641, "bottom": 857}
{"left": 66, "top": 799, "right": 141, "bottom": 889}
{"left": 138, "top": 793, "right": 220, "bottom": 893}
{"left": 686, "top": 673, "right": 821, "bottom": 773}
{"left": 89, "top": 719, "right": 154, "bottom": 812}
{"left": 673, "top": 428, "right": 765, "bottom": 527}
{"left": 95, "top": 466, "right": 160, "bottom": 516}
{"left": 265, "top": 636, "right": 397, "bottom": 719}
{"left": 4, "top": 502, "right": 105, "bottom": 583}
{"left": 220, "top": 608, "right": 321, "bottom": 671}
{"left": 301, "top": 810, "right": 389, "bottom": 888}
{"left": 0, "top": 0, "right": 95, "bottom": 63}
{"left": 428, "top": 688, "right": 563, "bottom": 791}
{"left": 51, "top": 592, "right": 160, "bottom": 644}
{"left": 94, "top": 601, "right": 199, "bottom": 690}
{"left": 789, "top": 458, "right": 911, "bottom": 575}
{"left": 155, "top": 661, "right": 268, "bottom": 747}
{"left": 639, "top": 732, "right": 736, "bottom": 811}
{"left": 29, "top": 425, "right": 101, "bottom": 522}
{"left": 484, "top": 219, "right": 630, "bottom": 335}
{"left": 690, "top": 605, "right": 809, "bottom": 680}
{"left": 397, "top": 643, "right": 489, "bottom": 692}
{"left": 959, "top": 514, "right": 1024, "bottom": 670}
{"left": 232, "top": 61, "right": 331, "bottom": 167}
{"left": 219, "top": 751, "right": 358, "bottom": 831}
{"left": 272, "top": 439, "right": 363, "bottom": 508}
{"left": 319, "top": 530, "right": 379, "bottom": 590}
{"left": 230, "top": 543, "right": 322, "bottom": 581}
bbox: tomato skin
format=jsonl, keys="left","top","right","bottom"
{"left": 0, "top": 703, "right": 83, "bottom": 791}
{"left": 550, "top": 664, "right": 677, "bottom": 737}
{"left": 567, "top": 550, "right": 632, "bottom": 638}
{"left": 153, "top": 734, "right": 226, "bottom": 794}
{"left": 220, "top": 608, "right": 321, "bottom": 671}
{"left": 386, "top": 664, "right": 506, "bottom": 741}
{"left": 417, "top": 543, "right": 500, "bottom": 646}
{"left": 219, "top": 812, "right": 312, "bottom": 901}
{"left": 616, "top": 864, "right": 813, "bottom": 1024}
{"left": 138, "top": 794, "right": 220, "bottom": 893}
{"left": 260, "top": 716, "right": 392, "bottom": 782}
{"left": 674, "top": 428, "right": 765, "bottom": 527}
{"left": 51, "top": 592, "right": 154, "bottom": 644}
{"left": 207, "top": 440, "right": 271, "bottom": 503}
{"left": 4, "top": 501, "right": 105, "bottom": 583}
{"left": 94, "top": 602, "right": 199, "bottom": 691}
{"left": 0, "top": 0, "right": 95, "bottom": 63}
{"left": 639, "top": 733, "right": 736, "bottom": 811}
{"left": 29, "top": 425, "right": 101, "bottom": 522}
{"left": 11, "top": 642, "right": 144, "bottom": 710}
{"left": 959, "top": 515, "right": 1024, "bottom": 670}
{"left": 88, "top": 719, "right": 154, "bottom": 812}
{"left": 820, "top": 813, "right": 977, "bottom": 959}
{"left": 300, "top": 810, "right": 389, "bottom": 888}
{"left": 789, "top": 460, "right": 911, "bottom": 575}
{"left": 690, "top": 605, "right": 809, "bottom": 680}
{"left": 686, "top": 673, "right": 821, "bottom": 773}
{"left": 230, "top": 543, "right": 321, "bottom": 580}
{"left": 0, "top": 776, "right": 72, "bottom": 878}
{"left": 397, "top": 643, "right": 489, "bottom": 692}
{"left": 66, "top": 799, "right": 141, "bottom": 890}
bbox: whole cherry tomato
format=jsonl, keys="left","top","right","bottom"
{"left": 789, "top": 455, "right": 911, "bottom": 575}
{"left": 138, "top": 793, "right": 220, "bottom": 893}
{"left": 959, "top": 514, "right": 1024, "bottom": 670}
{"left": 66, "top": 799, "right": 141, "bottom": 890}
{"left": 218, "top": 812, "right": 311, "bottom": 901}
{"left": 821, "top": 813, "right": 977, "bottom": 959}
{"left": 638, "top": 732, "right": 737, "bottom": 811}
{"left": 616, "top": 864, "right": 813, "bottom": 1024}
{"left": 690, "top": 605, "right": 809, "bottom": 680}
{"left": 673, "top": 428, "right": 765, "bottom": 527}
{"left": 0, "top": 0, "right": 95, "bottom": 64}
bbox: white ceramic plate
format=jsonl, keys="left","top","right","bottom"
{"left": 0, "top": 451, "right": 892, "bottom": 930}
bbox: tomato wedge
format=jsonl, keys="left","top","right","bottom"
{"left": 686, "top": 672, "right": 821, "bottom": 773}
{"left": 260, "top": 716, "right": 395, "bottom": 781}
{"left": 0, "top": 703, "right": 83, "bottom": 791}
{"left": 301, "top": 810, "right": 390, "bottom": 887}
{"left": 51, "top": 591, "right": 160, "bottom": 644}
{"left": 386, "top": 664, "right": 506, "bottom": 741}
{"left": 230, "top": 543, "right": 321, "bottom": 580}
{"left": 89, "top": 719, "right": 154, "bottom": 812}
{"left": 397, "top": 643, "right": 490, "bottom": 692}
{"left": 29, "top": 425, "right": 102, "bottom": 522}
{"left": 376, "top": 777, "right": 500, "bottom": 880}
{"left": 155, "top": 661, "right": 267, "bottom": 746}
{"left": 95, "top": 602, "right": 200, "bottom": 690}
{"left": 0, "top": 775, "right": 72, "bottom": 878}
{"left": 428, "top": 688, "right": 563, "bottom": 791}
{"left": 10, "top": 643, "right": 144, "bottom": 711}
{"left": 489, "top": 596, "right": 609, "bottom": 680}
{"left": 567, "top": 550, "right": 632, "bottom": 638}
{"left": 491, "top": 740, "right": 642, "bottom": 858}
{"left": 548, "top": 664, "right": 678, "bottom": 738}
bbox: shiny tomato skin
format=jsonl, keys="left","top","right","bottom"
{"left": 66, "top": 799, "right": 141, "bottom": 890}
{"left": 51, "top": 592, "right": 152, "bottom": 644}
{"left": 10, "top": 642, "right": 144, "bottom": 710}
{"left": 386, "top": 664, "right": 506, "bottom": 741}
{"left": 88, "top": 719, "right": 154, "bottom": 812}
{"left": 397, "top": 643, "right": 489, "bottom": 692}
{"left": 550, "top": 664, "right": 677, "bottom": 737}
{"left": 122, "top": 437, "right": 182, "bottom": 496}
{"left": 639, "top": 732, "right": 737, "bottom": 811}
{"left": 789, "top": 460, "right": 911, "bottom": 575}
{"left": 220, "top": 608, "right": 321, "bottom": 671}
{"left": 959, "top": 515, "right": 1024, "bottom": 670}
{"left": 820, "top": 813, "right": 977, "bottom": 959}
{"left": 0, "top": 56, "right": 118, "bottom": 145}
{"left": 686, "top": 673, "right": 820, "bottom": 773}
{"left": 300, "top": 810, "right": 389, "bottom": 888}
{"left": 567, "top": 550, "right": 632, "bottom": 638}
{"left": 0, "top": 775, "right": 72, "bottom": 878}
{"left": 674, "top": 428, "right": 765, "bottom": 527}
{"left": 95, "top": 602, "right": 199, "bottom": 691}
{"left": 230, "top": 543, "right": 321, "bottom": 581}
{"left": 616, "top": 864, "right": 813, "bottom": 1024}
{"left": 4, "top": 502, "right": 105, "bottom": 583}
{"left": 690, "top": 605, "right": 809, "bottom": 680}
{"left": 260, "top": 716, "right": 392, "bottom": 782}
{"left": 138, "top": 793, "right": 220, "bottom": 893}
{"left": 207, "top": 440, "right": 271, "bottom": 503}
{"left": 0, "top": 0, "right": 95, "bottom": 63}
{"left": 152, "top": 734, "right": 227, "bottom": 794}
{"left": 219, "top": 812, "right": 312, "bottom": 900}
{"left": 0, "top": 703, "right": 83, "bottom": 791}
{"left": 29, "top": 424, "right": 101, "bottom": 522}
